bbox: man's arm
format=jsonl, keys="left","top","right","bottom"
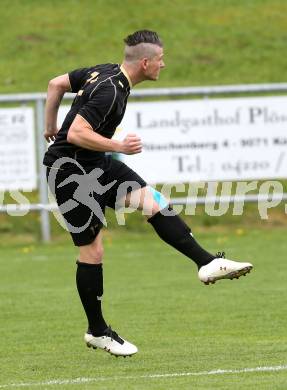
{"left": 67, "top": 115, "right": 142, "bottom": 155}
{"left": 44, "top": 74, "right": 71, "bottom": 142}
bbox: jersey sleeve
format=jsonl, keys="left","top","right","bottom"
{"left": 68, "top": 68, "right": 91, "bottom": 93}
{"left": 78, "top": 83, "right": 117, "bottom": 131}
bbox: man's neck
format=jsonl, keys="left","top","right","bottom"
{"left": 120, "top": 62, "right": 145, "bottom": 87}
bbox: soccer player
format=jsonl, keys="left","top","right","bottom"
{"left": 43, "top": 30, "right": 253, "bottom": 357}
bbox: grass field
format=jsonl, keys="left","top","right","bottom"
{"left": 0, "top": 0, "right": 287, "bottom": 93}
{"left": 0, "top": 228, "right": 286, "bottom": 390}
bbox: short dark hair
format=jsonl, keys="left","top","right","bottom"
{"left": 124, "top": 30, "right": 163, "bottom": 47}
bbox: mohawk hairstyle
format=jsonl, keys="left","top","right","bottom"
{"left": 124, "top": 30, "right": 163, "bottom": 47}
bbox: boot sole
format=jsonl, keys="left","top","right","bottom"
{"left": 86, "top": 342, "right": 135, "bottom": 358}
{"left": 203, "top": 265, "right": 253, "bottom": 285}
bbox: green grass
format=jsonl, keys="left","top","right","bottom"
{"left": 0, "top": 228, "right": 287, "bottom": 389}
{"left": 0, "top": 0, "right": 287, "bottom": 93}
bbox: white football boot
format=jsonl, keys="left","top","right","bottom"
{"left": 198, "top": 252, "right": 253, "bottom": 285}
{"left": 84, "top": 326, "right": 138, "bottom": 357}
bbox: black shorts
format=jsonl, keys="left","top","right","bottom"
{"left": 46, "top": 156, "right": 146, "bottom": 246}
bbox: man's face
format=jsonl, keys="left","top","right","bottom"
{"left": 144, "top": 46, "right": 165, "bottom": 81}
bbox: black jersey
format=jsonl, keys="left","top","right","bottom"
{"left": 43, "top": 63, "right": 131, "bottom": 168}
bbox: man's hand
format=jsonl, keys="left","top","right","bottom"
{"left": 120, "top": 134, "right": 142, "bottom": 155}
{"left": 44, "top": 127, "right": 59, "bottom": 142}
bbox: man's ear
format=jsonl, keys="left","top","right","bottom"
{"left": 141, "top": 57, "right": 149, "bottom": 70}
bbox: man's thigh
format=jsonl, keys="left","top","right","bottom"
{"left": 106, "top": 159, "right": 147, "bottom": 209}
{"left": 105, "top": 159, "right": 170, "bottom": 216}
{"left": 46, "top": 167, "right": 105, "bottom": 246}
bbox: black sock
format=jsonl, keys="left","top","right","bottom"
{"left": 148, "top": 207, "right": 215, "bottom": 268}
{"left": 76, "top": 261, "right": 108, "bottom": 336}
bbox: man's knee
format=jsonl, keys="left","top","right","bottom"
{"left": 144, "top": 186, "right": 169, "bottom": 216}
{"left": 90, "top": 240, "right": 104, "bottom": 260}
{"left": 79, "top": 235, "right": 104, "bottom": 264}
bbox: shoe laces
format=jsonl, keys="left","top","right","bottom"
{"left": 215, "top": 251, "right": 225, "bottom": 258}
{"left": 105, "top": 326, "right": 124, "bottom": 345}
